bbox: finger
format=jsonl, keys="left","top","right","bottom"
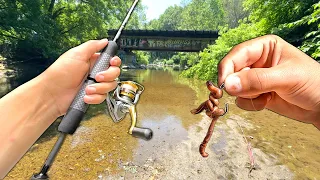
{"left": 218, "top": 35, "right": 283, "bottom": 86}
{"left": 89, "top": 53, "right": 101, "bottom": 69}
{"left": 235, "top": 93, "right": 272, "bottom": 111}
{"left": 265, "top": 94, "right": 314, "bottom": 123}
{"left": 224, "top": 65, "right": 289, "bottom": 96}
{"left": 95, "top": 66, "right": 121, "bottom": 82}
{"left": 89, "top": 54, "right": 121, "bottom": 70}
{"left": 110, "top": 56, "right": 122, "bottom": 67}
{"left": 84, "top": 94, "right": 107, "bottom": 104}
{"left": 239, "top": 94, "right": 260, "bottom": 99}
{"left": 240, "top": 67, "right": 251, "bottom": 71}
{"left": 64, "top": 39, "right": 108, "bottom": 62}
{"left": 85, "top": 81, "right": 117, "bottom": 95}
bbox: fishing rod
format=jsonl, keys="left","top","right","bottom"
{"left": 31, "top": 1, "right": 152, "bottom": 179}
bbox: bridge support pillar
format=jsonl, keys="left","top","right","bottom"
{"left": 118, "top": 50, "right": 137, "bottom": 66}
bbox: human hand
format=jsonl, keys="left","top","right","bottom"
{"left": 38, "top": 39, "right": 121, "bottom": 117}
{"left": 218, "top": 35, "right": 320, "bottom": 129}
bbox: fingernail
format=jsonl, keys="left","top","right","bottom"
{"left": 110, "top": 58, "right": 118, "bottom": 65}
{"left": 226, "top": 75, "right": 242, "bottom": 93}
{"left": 97, "top": 74, "right": 104, "bottom": 81}
{"left": 84, "top": 95, "right": 93, "bottom": 102}
{"left": 87, "top": 86, "right": 96, "bottom": 93}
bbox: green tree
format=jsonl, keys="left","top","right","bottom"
{"left": 178, "top": 0, "right": 225, "bottom": 30}
{"left": 0, "top": 0, "right": 146, "bottom": 61}
{"left": 274, "top": 2, "right": 320, "bottom": 60}
{"left": 146, "top": 5, "right": 184, "bottom": 30}
{"left": 134, "top": 51, "right": 150, "bottom": 65}
{"left": 220, "top": 0, "right": 248, "bottom": 28}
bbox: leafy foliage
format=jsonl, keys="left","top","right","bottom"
{"left": 1, "top": 0, "right": 319, "bottom": 82}
{"left": 146, "top": 0, "right": 247, "bottom": 31}
{"left": 134, "top": 51, "right": 150, "bottom": 65}
{"left": 180, "top": 0, "right": 320, "bottom": 80}
{"left": 276, "top": 2, "right": 320, "bottom": 60}
{"left": 0, "top": 0, "right": 146, "bottom": 62}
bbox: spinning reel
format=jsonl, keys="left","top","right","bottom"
{"left": 106, "top": 80, "right": 153, "bottom": 140}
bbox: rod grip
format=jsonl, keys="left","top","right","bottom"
{"left": 58, "top": 41, "right": 118, "bottom": 134}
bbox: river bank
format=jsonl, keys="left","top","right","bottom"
{"left": 0, "top": 55, "right": 15, "bottom": 97}
{"left": 102, "top": 114, "right": 293, "bottom": 180}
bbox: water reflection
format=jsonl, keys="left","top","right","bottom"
{"left": 133, "top": 117, "right": 189, "bottom": 164}
{"left": 0, "top": 61, "right": 48, "bottom": 98}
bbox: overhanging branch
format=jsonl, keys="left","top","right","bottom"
{"left": 52, "top": 7, "right": 65, "bottom": 19}
{"left": 60, "top": 24, "right": 80, "bottom": 35}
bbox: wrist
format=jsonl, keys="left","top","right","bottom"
{"left": 30, "top": 75, "right": 61, "bottom": 120}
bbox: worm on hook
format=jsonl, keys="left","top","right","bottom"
{"left": 191, "top": 81, "right": 228, "bottom": 157}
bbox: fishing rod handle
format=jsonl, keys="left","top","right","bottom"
{"left": 58, "top": 41, "right": 118, "bottom": 134}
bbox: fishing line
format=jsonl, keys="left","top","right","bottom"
{"left": 250, "top": 98, "right": 257, "bottom": 111}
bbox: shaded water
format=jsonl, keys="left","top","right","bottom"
{"left": 4, "top": 69, "right": 320, "bottom": 180}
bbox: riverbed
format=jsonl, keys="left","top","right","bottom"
{"left": 4, "top": 69, "right": 320, "bottom": 180}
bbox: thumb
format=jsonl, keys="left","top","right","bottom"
{"left": 62, "top": 39, "right": 109, "bottom": 61}
{"left": 224, "top": 66, "right": 289, "bottom": 96}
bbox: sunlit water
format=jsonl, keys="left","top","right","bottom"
{"left": 3, "top": 68, "right": 320, "bottom": 180}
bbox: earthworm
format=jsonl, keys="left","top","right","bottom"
{"left": 191, "top": 81, "right": 228, "bottom": 157}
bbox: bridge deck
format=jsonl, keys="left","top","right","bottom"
{"left": 108, "top": 29, "right": 219, "bottom": 38}
{"left": 107, "top": 29, "right": 219, "bottom": 52}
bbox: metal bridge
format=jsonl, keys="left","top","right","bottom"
{"left": 108, "top": 29, "right": 219, "bottom": 52}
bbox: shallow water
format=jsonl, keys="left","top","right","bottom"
{"left": 4, "top": 69, "right": 320, "bottom": 180}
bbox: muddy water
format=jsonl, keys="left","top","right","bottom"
{"left": 5, "top": 69, "right": 320, "bottom": 180}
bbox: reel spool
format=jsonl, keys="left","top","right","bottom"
{"left": 106, "top": 81, "right": 153, "bottom": 140}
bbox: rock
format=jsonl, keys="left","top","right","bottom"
{"left": 83, "top": 168, "right": 90, "bottom": 172}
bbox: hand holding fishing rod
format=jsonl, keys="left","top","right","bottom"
{"left": 58, "top": 0, "right": 139, "bottom": 135}
{"left": 32, "top": 1, "right": 152, "bottom": 179}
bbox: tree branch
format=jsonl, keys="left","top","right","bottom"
{"left": 52, "top": 7, "right": 65, "bottom": 19}
{"left": 0, "top": 33, "right": 21, "bottom": 40}
{"left": 48, "top": 0, "right": 55, "bottom": 15}
{"left": 60, "top": 24, "right": 81, "bottom": 35}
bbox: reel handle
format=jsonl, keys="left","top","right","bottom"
{"left": 58, "top": 41, "right": 118, "bottom": 134}
{"left": 131, "top": 127, "right": 153, "bottom": 140}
